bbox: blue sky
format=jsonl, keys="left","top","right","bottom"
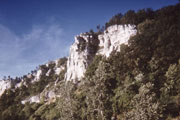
{"left": 0, "top": 0, "right": 179, "bottom": 78}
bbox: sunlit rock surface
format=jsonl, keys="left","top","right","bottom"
{"left": 65, "top": 24, "right": 137, "bottom": 82}
{"left": 21, "top": 95, "right": 40, "bottom": 104}
{"left": 65, "top": 32, "right": 99, "bottom": 82}
{"left": 98, "top": 24, "right": 136, "bottom": 57}
{"left": 0, "top": 79, "right": 12, "bottom": 96}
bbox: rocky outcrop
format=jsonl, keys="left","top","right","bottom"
{"left": 31, "top": 69, "right": 42, "bottom": 83}
{"left": 65, "top": 33, "right": 99, "bottom": 82}
{"left": 98, "top": 24, "right": 137, "bottom": 57}
{"left": 0, "top": 77, "right": 22, "bottom": 96}
{"left": 0, "top": 58, "right": 66, "bottom": 97}
{"left": 21, "top": 95, "right": 41, "bottom": 104}
{"left": 0, "top": 79, "right": 12, "bottom": 96}
{"left": 65, "top": 24, "right": 137, "bottom": 82}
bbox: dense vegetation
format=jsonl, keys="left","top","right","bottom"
{"left": 0, "top": 58, "right": 67, "bottom": 120}
{"left": 0, "top": 3, "right": 180, "bottom": 120}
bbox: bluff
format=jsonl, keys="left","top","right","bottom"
{"left": 65, "top": 24, "right": 136, "bottom": 82}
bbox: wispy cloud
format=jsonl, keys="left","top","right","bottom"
{"left": 0, "top": 23, "right": 70, "bottom": 78}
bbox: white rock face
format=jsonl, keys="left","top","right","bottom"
{"left": 36, "top": 69, "right": 42, "bottom": 80}
{"left": 21, "top": 95, "right": 40, "bottom": 104}
{"left": 46, "top": 69, "right": 51, "bottom": 76}
{"left": 0, "top": 79, "right": 12, "bottom": 96}
{"left": 32, "top": 69, "right": 42, "bottom": 83}
{"left": 41, "top": 90, "right": 56, "bottom": 101}
{"left": 65, "top": 33, "right": 99, "bottom": 82}
{"left": 65, "top": 24, "right": 137, "bottom": 82}
{"left": 54, "top": 59, "right": 66, "bottom": 75}
{"left": 55, "top": 66, "right": 64, "bottom": 75}
{"left": 15, "top": 79, "right": 24, "bottom": 88}
{"left": 30, "top": 95, "right": 40, "bottom": 103}
{"left": 98, "top": 24, "right": 137, "bottom": 57}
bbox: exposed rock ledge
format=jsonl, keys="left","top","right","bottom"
{"left": 65, "top": 24, "right": 137, "bottom": 82}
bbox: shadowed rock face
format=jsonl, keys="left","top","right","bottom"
{"left": 65, "top": 24, "right": 137, "bottom": 82}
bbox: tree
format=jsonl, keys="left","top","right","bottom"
{"left": 124, "top": 82, "right": 163, "bottom": 120}
{"left": 85, "top": 61, "right": 116, "bottom": 120}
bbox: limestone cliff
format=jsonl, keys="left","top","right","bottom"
{"left": 65, "top": 24, "right": 137, "bottom": 82}
{"left": 65, "top": 32, "right": 99, "bottom": 82}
